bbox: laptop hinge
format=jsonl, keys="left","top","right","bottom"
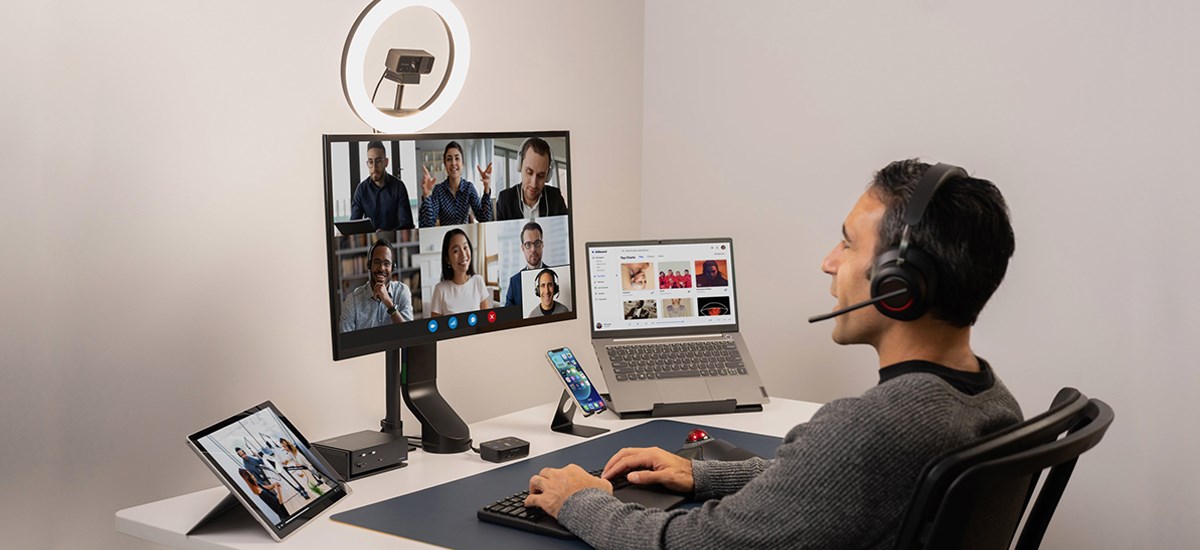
{"left": 610, "top": 333, "right": 726, "bottom": 343}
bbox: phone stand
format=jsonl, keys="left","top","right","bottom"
{"left": 550, "top": 389, "right": 609, "bottom": 438}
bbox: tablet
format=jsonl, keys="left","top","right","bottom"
{"left": 186, "top": 401, "right": 351, "bottom": 542}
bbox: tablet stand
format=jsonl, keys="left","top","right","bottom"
{"left": 550, "top": 389, "right": 609, "bottom": 438}
{"left": 186, "top": 492, "right": 244, "bottom": 535}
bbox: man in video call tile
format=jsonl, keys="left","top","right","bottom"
{"left": 339, "top": 239, "right": 414, "bottom": 332}
{"left": 695, "top": 260, "right": 728, "bottom": 287}
{"left": 495, "top": 137, "right": 568, "bottom": 220}
{"left": 419, "top": 141, "right": 493, "bottom": 227}
{"left": 505, "top": 221, "right": 547, "bottom": 307}
{"left": 351, "top": 141, "right": 415, "bottom": 230}
{"left": 529, "top": 268, "right": 569, "bottom": 317}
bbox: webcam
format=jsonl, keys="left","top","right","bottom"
{"left": 384, "top": 49, "right": 435, "bottom": 85}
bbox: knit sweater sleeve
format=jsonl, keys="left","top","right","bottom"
{"left": 691, "top": 457, "right": 773, "bottom": 499}
{"left": 556, "top": 375, "right": 1022, "bottom": 550}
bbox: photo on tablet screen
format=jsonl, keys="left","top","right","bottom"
{"left": 188, "top": 402, "right": 349, "bottom": 540}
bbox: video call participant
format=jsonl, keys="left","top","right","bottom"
{"left": 505, "top": 221, "right": 547, "bottom": 307}
{"left": 419, "top": 141, "right": 493, "bottom": 227}
{"left": 529, "top": 268, "right": 570, "bottom": 317}
{"left": 694, "top": 260, "right": 728, "bottom": 287}
{"left": 339, "top": 239, "right": 414, "bottom": 332}
{"left": 350, "top": 140, "right": 415, "bottom": 230}
{"left": 238, "top": 468, "right": 289, "bottom": 519}
{"left": 523, "top": 159, "right": 1023, "bottom": 548}
{"left": 430, "top": 228, "right": 492, "bottom": 315}
{"left": 495, "top": 137, "right": 569, "bottom": 220}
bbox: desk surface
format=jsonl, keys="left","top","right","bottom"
{"left": 117, "top": 398, "right": 821, "bottom": 549}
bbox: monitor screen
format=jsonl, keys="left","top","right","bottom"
{"left": 323, "top": 132, "right": 576, "bottom": 360}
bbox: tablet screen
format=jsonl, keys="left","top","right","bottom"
{"left": 187, "top": 401, "right": 350, "bottom": 541}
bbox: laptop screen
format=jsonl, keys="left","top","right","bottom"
{"left": 587, "top": 239, "right": 738, "bottom": 334}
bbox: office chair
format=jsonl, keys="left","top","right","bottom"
{"left": 894, "top": 387, "right": 1114, "bottom": 550}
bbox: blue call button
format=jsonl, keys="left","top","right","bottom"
{"left": 448, "top": 316, "right": 459, "bottom": 329}
{"left": 427, "top": 320, "right": 438, "bottom": 333}
{"left": 467, "top": 313, "right": 478, "bottom": 326}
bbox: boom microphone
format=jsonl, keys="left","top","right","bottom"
{"left": 807, "top": 288, "right": 909, "bottom": 323}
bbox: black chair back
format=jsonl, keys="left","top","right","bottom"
{"left": 895, "top": 387, "right": 1114, "bottom": 549}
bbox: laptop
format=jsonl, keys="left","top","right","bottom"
{"left": 586, "top": 238, "right": 769, "bottom": 417}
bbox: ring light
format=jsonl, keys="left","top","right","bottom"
{"left": 341, "top": 0, "right": 470, "bottom": 133}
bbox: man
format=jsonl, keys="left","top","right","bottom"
{"left": 495, "top": 137, "right": 569, "bottom": 220}
{"left": 523, "top": 159, "right": 1023, "bottom": 548}
{"left": 419, "top": 141, "right": 493, "bottom": 227}
{"left": 237, "top": 448, "right": 270, "bottom": 486}
{"left": 505, "top": 222, "right": 547, "bottom": 307}
{"left": 339, "top": 239, "right": 414, "bottom": 332}
{"left": 694, "top": 260, "right": 728, "bottom": 287}
{"left": 528, "top": 268, "right": 570, "bottom": 317}
{"left": 350, "top": 141, "right": 415, "bottom": 230}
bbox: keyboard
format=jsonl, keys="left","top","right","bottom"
{"left": 606, "top": 340, "right": 749, "bottom": 382}
{"left": 477, "top": 468, "right": 630, "bottom": 539}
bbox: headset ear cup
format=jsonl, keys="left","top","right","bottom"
{"left": 871, "top": 248, "right": 937, "bottom": 321}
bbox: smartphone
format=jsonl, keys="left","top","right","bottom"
{"left": 546, "top": 347, "right": 607, "bottom": 416}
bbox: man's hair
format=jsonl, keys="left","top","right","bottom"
{"left": 521, "top": 221, "right": 543, "bottom": 240}
{"left": 703, "top": 260, "right": 718, "bottom": 271}
{"left": 519, "top": 137, "right": 553, "bottom": 168}
{"left": 439, "top": 228, "right": 476, "bottom": 281}
{"left": 444, "top": 141, "right": 463, "bottom": 159}
{"left": 369, "top": 238, "right": 394, "bottom": 265}
{"left": 235, "top": 447, "right": 244, "bottom": 453}
{"left": 869, "top": 159, "right": 1015, "bottom": 327}
{"left": 367, "top": 140, "right": 387, "bottom": 154}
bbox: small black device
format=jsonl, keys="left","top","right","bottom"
{"left": 479, "top": 437, "right": 530, "bottom": 463}
{"left": 313, "top": 430, "right": 408, "bottom": 480}
{"left": 808, "top": 162, "right": 968, "bottom": 323}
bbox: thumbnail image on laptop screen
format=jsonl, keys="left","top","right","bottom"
{"left": 588, "top": 240, "right": 737, "bottom": 333}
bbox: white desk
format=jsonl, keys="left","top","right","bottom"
{"left": 116, "top": 398, "right": 821, "bottom": 549}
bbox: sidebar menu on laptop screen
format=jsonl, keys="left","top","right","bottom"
{"left": 589, "top": 242, "right": 737, "bottom": 332}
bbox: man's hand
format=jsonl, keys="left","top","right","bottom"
{"left": 372, "top": 282, "right": 392, "bottom": 308}
{"left": 421, "top": 165, "right": 436, "bottom": 197}
{"left": 477, "top": 163, "right": 493, "bottom": 195}
{"left": 524, "top": 464, "right": 611, "bottom": 518}
{"left": 602, "top": 447, "right": 694, "bottom": 493}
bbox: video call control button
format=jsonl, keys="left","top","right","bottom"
{"left": 468, "top": 313, "right": 478, "bottom": 326}
{"left": 487, "top": 311, "right": 497, "bottom": 323}
{"left": 427, "top": 320, "right": 439, "bottom": 333}
{"left": 448, "top": 316, "right": 459, "bottom": 330}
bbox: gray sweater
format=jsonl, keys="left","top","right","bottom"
{"left": 557, "top": 370, "right": 1023, "bottom": 549}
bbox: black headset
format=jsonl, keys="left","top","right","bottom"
{"left": 533, "top": 268, "right": 560, "bottom": 298}
{"left": 868, "top": 163, "right": 967, "bottom": 321}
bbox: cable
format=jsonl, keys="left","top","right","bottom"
{"left": 367, "top": 70, "right": 386, "bottom": 105}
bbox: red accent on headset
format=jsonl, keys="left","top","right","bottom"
{"left": 881, "top": 297, "right": 913, "bottom": 312}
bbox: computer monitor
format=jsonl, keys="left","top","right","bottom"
{"left": 323, "top": 131, "right": 576, "bottom": 453}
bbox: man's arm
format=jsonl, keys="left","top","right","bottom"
{"left": 339, "top": 294, "right": 357, "bottom": 333}
{"left": 504, "top": 272, "right": 521, "bottom": 307}
{"left": 350, "top": 186, "right": 365, "bottom": 221}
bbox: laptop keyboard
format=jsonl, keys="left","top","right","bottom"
{"left": 606, "top": 340, "right": 748, "bottom": 381}
{"left": 477, "top": 468, "right": 628, "bottom": 539}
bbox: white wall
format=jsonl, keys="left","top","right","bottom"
{"left": 0, "top": 1, "right": 644, "bottom": 548}
{"left": 642, "top": 0, "right": 1200, "bottom": 547}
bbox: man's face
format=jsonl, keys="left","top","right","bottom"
{"left": 706, "top": 263, "right": 718, "bottom": 277}
{"left": 367, "top": 148, "right": 388, "bottom": 184}
{"left": 521, "top": 228, "right": 543, "bottom": 267}
{"left": 237, "top": 450, "right": 247, "bottom": 459}
{"left": 370, "top": 245, "right": 394, "bottom": 286}
{"left": 536, "top": 272, "right": 555, "bottom": 307}
{"left": 821, "top": 190, "right": 888, "bottom": 346}
{"left": 520, "top": 149, "right": 551, "bottom": 205}
{"left": 444, "top": 147, "right": 463, "bottom": 182}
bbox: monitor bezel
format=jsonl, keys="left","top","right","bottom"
{"left": 323, "top": 131, "right": 577, "bottom": 361}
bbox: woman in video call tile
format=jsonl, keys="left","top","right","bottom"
{"left": 431, "top": 228, "right": 491, "bottom": 316}
{"left": 419, "top": 141, "right": 493, "bottom": 227}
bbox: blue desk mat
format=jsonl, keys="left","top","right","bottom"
{"left": 331, "top": 419, "right": 783, "bottom": 548}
